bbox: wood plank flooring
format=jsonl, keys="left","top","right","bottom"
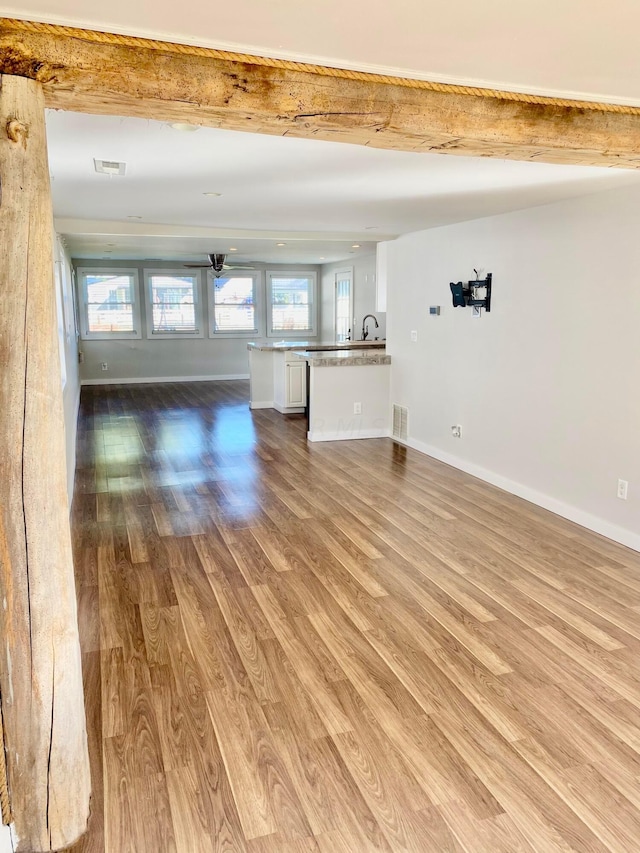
{"left": 70, "top": 380, "right": 640, "bottom": 852}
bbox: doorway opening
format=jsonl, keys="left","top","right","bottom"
{"left": 334, "top": 268, "right": 353, "bottom": 342}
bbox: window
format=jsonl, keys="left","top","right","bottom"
{"left": 145, "top": 271, "right": 203, "bottom": 338}
{"left": 78, "top": 268, "right": 141, "bottom": 340}
{"left": 209, "top": 274, "right": 258, "bottom": 336}
{"left": 266, "top": 271, "right": 317, "bottom": 337}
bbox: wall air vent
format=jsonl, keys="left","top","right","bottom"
{"left": 94, "top": 158, "right": 126, "bottom": 176}
{"left": 392, "top": 404, "right": 408, "bottom": 441}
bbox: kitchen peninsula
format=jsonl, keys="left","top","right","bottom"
{"left": 247, "top": 340, "right": 390, "bottom": 442}
{"left": 247, "top": 339, "right": 385, "bottom": 412}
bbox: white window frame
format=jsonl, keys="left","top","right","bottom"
{"left": 266, "top": 270, "right": 317, "bottom": 338}
{"left": 208, "top": 271, "right": 260, "bottom": 338}
{"left": 144, "top": 269, "right": 204, "bottom": 339}
{"left": 78, "top": 267, "right": 141, "bottom": 341}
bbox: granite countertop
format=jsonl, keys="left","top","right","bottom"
{"left": 291, "top": 349, "right": 391, "bottom": 367}
{"left": 247, "top": 339, "right": 385, "bottom": 352}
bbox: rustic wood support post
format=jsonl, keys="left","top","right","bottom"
{"left": 0, "top": 74, "right": 90, "bottom": 852}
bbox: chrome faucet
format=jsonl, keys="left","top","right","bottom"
{"left": 361, "top": 314, "right": 379, "bottom": 340}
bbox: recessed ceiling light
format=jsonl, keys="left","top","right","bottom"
{"left": 203, "top": 192, "right": 222, "bottom": 197}
{"left": 127, "top": 215, "right": 142, "bottom": 220}
{"left": 229, "top": 247, "right": 238, "bottom": 251}
{"left": 364, "top": 226, "right": 378, "bottom": 230}
{"left": 351, "top": 244, "right": 361, "bottom": 248}
{"left": 276, "top": 242, "right": 286, "bottom": 247}
{"left": 319, "top": 256, "right": 325, "bottom": 260}
{"left": 168, "top": 122, "right": 201, "bottom": 132}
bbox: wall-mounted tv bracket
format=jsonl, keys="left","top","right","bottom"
{"left": 450, "top": 272, "right": 492, "bottom": 312}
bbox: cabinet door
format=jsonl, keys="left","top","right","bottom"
{"left": 286, "top": 362, "right": 306, "bottom": 407}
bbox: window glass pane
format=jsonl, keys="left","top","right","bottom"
{"left": 335, "top": 275, "right": 351, "bottom": 341}
{"left": 270, "top": 277, "right": 312, "bottom": 331}
{"left": 213, "top": 277, "right": 255, "bottom": 332}
{"left": 149, "top": 275, "right": 197, "bottom": 333}
{"left": 85, "top": 274, "right": 135, "bottom": 333}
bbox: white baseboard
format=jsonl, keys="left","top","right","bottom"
{"left": 395, "top": 434, "right": 640, "bottom": 554}
{"left": 81, "top": 373, "right": 249, "bottom": 386}
{"left": 250, "top": 401, "right": 305, "bottom": 413}
{"left": 308, "top": 428, "right": 388, "bottom": 442}
{"left": 274, "top": 402, "right": 306, "bottom": 414}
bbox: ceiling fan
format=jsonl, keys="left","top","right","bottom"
{"left": 183, "top": 253, "right": 256, "bottom": 278}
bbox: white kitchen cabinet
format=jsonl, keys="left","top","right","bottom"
{"left": 286, "top": 361, "right": 306, "bottom": 407}
{"left": 271, "top": 350, "right": 307, "bottom": 413}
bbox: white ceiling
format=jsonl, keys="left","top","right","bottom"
{"left": 6, "top": 1, "right": 640, "bottom": 105}
{"left": 18, "top": 2, "right": 640, "bottom": 262}
{"left": 47, "top": 112, "right": 640, "bottom": 264}
{"left": 58, "top": 229, "right": 379, "bottom": 265}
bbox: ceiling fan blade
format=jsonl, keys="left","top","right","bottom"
{"left": 184, "top": 253, "right": 257, "bottom": 272}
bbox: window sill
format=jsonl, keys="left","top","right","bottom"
{"left": 148, "top": 331, "right": 205, "bottom": 340}
{"left": 80, "top": 332, "right": 142, "bottom": 341}
{"left": 210, "top": 330, "right": 259, "bottom": 339}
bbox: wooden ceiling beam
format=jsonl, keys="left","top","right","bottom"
{"left": 1, "top": 18, "right": 640, "bottom": 168}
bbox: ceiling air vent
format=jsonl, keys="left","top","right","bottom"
{"left": 94, "top": 158, "right": 126, "bottom": 176}
{"left": 392, "top": 404, "right": 408, "bottom": 441}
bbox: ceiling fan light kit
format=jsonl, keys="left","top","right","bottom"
{"left": 184, "top": 253, "right": 256, "bottom": 277}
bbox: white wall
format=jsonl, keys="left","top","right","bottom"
{"left": 75, "top": 260, "right": 320, "bottom": 383}
{"left": 54, "top": 236, "right": 81, "bottom": 506}
{"left": 0, "top": 825, "right": 13, "bottom": 853}
{"left": 387, "top": 183, "right": 640, "bottom": 551}
{"left": 320, "top": 253, "right": 386, "bottom": 341}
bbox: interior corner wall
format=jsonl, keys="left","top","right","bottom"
{"left": 75, "top": 260, "right": 320, "bottom": 383}
{"left": 320, "top": 253, "right": 387, "bottom": 341}
{"left": 55, "top": 236, "right": 81, "bottom": 507}
{"left": 387, "top": 182, "right": 640, "bottom": 551}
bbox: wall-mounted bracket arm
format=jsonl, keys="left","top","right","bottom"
{"left": 450, "top": 272, "right": 492, "bottom": 312}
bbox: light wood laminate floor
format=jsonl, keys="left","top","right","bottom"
{"left": 70, "top": 380, "right": 640, "bottom": 853}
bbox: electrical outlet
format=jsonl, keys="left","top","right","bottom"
{"left": 100, "top": 362, "right": 108, "bottom": 371}
{"left": 451, "top": 425, "right": 462, "bottom": 438}
{"left": 353, "top": 402, "right": 362, "bottom": 414}
{"left": 617, "top": 479, "right": 629, "bottom": 500}
{"left": 410, "top": 330, "right": 418, "bottom": 342}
